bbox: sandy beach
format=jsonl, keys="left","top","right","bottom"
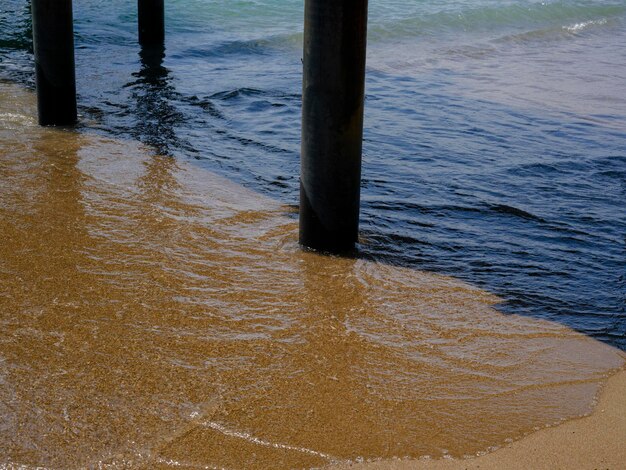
{"left": 0, "top": 81, "right": 624, "bottom": 469}
{"left": 335, "top": 366, "right": 626, "bottom": 470}
{"left": 3, "top": 0, "right": 625, "bottom": 466}
{"left": 0, "top": 78, "right": 624, "bottom": 470}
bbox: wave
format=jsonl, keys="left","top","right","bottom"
{"left": 2, "top": 1, "right": 623, "bottom": 62}
{"left": 172, "top": 31, "right": 303, "bottom": 59}
{"left": 563, "top": 18, "right": 609, "bottom": 33}
{"left": 368, "top": 1, "right": 625, "bottom": 41}
{"left": 173, "top": 2, "right": 625, "bottom": 54}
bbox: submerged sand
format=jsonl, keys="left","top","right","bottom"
{"left": 336, "top": 368, "right": 626, "bottom": 470}
{"left": 0, "top": 82, "right": 624, "bottom": 469}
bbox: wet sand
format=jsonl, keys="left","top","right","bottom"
{"left": 0, "top": 81, "right": 624, "bottom": 469}
{"left": 335, "top": 368, "right": 626, "bottom": 470}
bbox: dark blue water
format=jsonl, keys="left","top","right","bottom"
{"left": 1, "top": 0, "right": 624, "bottom": 348}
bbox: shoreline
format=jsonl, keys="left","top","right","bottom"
{"left": 2, "top": 80, "right": 625, "bottom": 469}
{"left": 334, "top": 364, "right": 626, "bottom": 470}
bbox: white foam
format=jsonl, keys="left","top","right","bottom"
{"left": 564, "top": 18, "right": 608, "bottom": 33}
{"left": 0, "top": 464, "right": 49, "bottom": 470}
{"left": 0, "top": 112, "right": 35, "bottom": 127}
{"left": 154, "top": 457, "right": 226, "bottom": 470}
{"left": 202, "top": 421, "right": 337, "bottom": 462}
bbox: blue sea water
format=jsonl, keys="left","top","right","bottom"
{"left": 1, "top": 0, "right": 625, "bottom": 348}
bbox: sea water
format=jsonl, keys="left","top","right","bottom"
{"left": 1, "top": 0, "right": 624, "bottom": 347}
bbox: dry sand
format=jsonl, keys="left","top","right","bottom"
{"left": 335, "top": 366, "right": 626, "bottom": 470}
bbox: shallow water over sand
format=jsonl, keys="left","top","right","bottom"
{"left": 0, "top": 83, "right": 623, "bottom": 469}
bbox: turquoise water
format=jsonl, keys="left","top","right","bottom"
{"left": 1, "top": 0, "right": 625, "bottom": 348}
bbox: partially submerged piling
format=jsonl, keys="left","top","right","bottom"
{"left": 138, "top": 0, "right": 165, "bottom": 46}
{"left": 299, "top": 0, "right": 369, "bottom": 253}
{"left": 31, "top": 0, "right": 367, "bottom": 253}
{"left": 31, "top": 0, "right": 77, "bottom": 126}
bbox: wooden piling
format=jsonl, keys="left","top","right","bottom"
{"left": 138, "top": 0, "right": 165, "bottom": 46}
{"left": 31, "top": 0, "right": 77, "bottom": 126}
{"left": 299, "top": 0, "right": 369, "bottom": 253}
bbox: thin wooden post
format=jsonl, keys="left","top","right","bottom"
{"left": 299, "top": 0, "right": 368, "bottom": 253}
{"left": 138, "top": 0, "right": 165, "bottom": 46}
{"left": 31, "top": 0, "right": 77, "bottom": 126}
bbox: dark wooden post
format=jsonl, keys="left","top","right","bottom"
{"left": 138, "top": 0, "right": 165, "bottom": 46}
{"left": 299, "top": 0, "right": 368, "bottom": 253}
{"left": 31, "top": 0, "right": 77, "bottom": 126}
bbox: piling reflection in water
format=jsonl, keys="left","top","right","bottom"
{"left": 127, "top": 44, "right": 188, "bottom": 156}
{"left": 0, "top": 83, "right": 624, "bottom": 469}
